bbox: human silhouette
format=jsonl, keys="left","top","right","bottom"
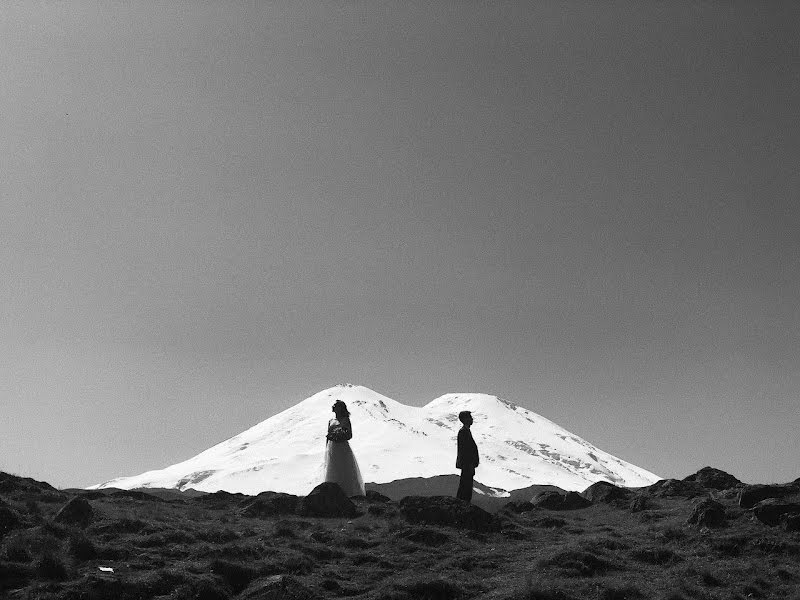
{"left": 455, "top": 410, "right": 479, "bottom": 502}
{"left": 322, "top": 400, "right": 366, "bottom": 497}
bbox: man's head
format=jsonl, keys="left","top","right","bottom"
{"left": 458, "top": 411, "right": 473, "bottom": 426}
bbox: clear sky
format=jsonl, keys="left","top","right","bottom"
{"left": 2, "top": 2, "right": 798, "bottom": 489}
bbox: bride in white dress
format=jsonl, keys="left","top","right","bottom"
{"left": 322, "top": 400, "right": 365, "bottom": 497}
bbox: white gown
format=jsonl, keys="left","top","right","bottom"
{"left": 322, "top": 417, "right": 365, "bottom": 497}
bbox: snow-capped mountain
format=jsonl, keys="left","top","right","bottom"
{"left": 91, "top": 384, "right": 660, "bottom": 495}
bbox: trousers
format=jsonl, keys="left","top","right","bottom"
{"left": 456, "top": 466, "right": 475, "bottom": 502}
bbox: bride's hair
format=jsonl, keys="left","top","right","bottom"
{"left": 332, "top": 400, "right": 350, "bottom": 418}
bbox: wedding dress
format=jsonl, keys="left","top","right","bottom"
{"left": 322, "top": 416, "right": 365, "bottom": 497}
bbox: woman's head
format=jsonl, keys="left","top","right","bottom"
{"left": 332, "top": 400, "right": 350, "bottom": 418}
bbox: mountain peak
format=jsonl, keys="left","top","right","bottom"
{"left": 425, "top": 393, "right": 516, "bottom": 411}
{"left": 92, "top": 386, "right": 660, "bottom": 495}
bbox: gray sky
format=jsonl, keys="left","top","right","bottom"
{"left": 2, "top": 1, "right": 798, "bottom": 489}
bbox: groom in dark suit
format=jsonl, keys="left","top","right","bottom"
{"left": 455, "top": 410, "right": 479, "bottom": 502}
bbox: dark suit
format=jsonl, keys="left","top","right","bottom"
{"left": 456, "top": 427, "right": 479, "bottom": 502}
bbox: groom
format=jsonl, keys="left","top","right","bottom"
{"left": 455, "top": 411, "right": 479, "bottom": 502}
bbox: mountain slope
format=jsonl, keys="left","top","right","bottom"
{"left": 91, "top": 384, "right": 660, "bottom": 494}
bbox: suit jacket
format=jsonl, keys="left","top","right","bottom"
{"left": 456, "top": 427, "right": 479, "bottom": 470}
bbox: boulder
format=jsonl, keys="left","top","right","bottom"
{"left": 54, "top": 497, "right": 93, "bottom": 528}
{"left": 687, "top": 498, "right": 725, "bottom": 527}
{"left": 239, "top": 575, "right": 319, "bottom": 600}
{"left": 532, "top": 491, "right": 591, "bottom": 510}
{"left": 241, "top": 492, "right": 299, "bottom": 518}
{"left": 532, "top": 491, "right": 565, "bottom": 510}
{"left": 398, "top": 496, "right": 500, "bottom": 532}
{"left": 563, "top": 491, "right": 593, "bottom": 510}
{"left": 738, "top": 484, "right": 798, "bottom": 509}
{"left": 364, "top": 490, "right": 391, "bottom": 504}
{"left": 644, "top": 479, "right": 707, "bottom": 498}
{"left": 582, "top": 481, "right": 633, "bottom": 506}
{"left": 296, "top": 483, "right": 358, "bottom": 518}
{"left": 752, "top": 499, "right": 800, "bottom": 527}
{"left": 683, "top": 467, "right": 742, "bottom": 490}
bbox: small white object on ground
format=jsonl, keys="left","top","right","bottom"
{"left": 98, "top": 567, "right": 114, "bottom": 573}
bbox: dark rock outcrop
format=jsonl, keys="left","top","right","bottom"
{"left": 239, "top": 575, "right": 319, "bottom": 600}
{"left": 752, "top": 499, "right": 800, "bottom": 527}
{"left": 398, "top": 496, "right": 500, "bottom": 532}
{"left": 364, "top": 490, "right": 391, "bottom": 504}
{"left": 563, "top": 491, "right": 593, "bottom": 510}
{"left": 532, "top": 491, "right": 564, "bottom": 510}
{"left": 582, "top": 481, "right": 633, "bottom": 506}
{"left": 54, "top": 497, "right": 93, "bottom": 528}
{"left": 683, "top": 467, "right": 742, "bottom": 490}
{"left": 687, "top": 498, "right": 726, "bottom": 527}
{"left": 644, "top": 479, "right": 707, "bottom": 498}
{"left": 738, "top": 484, "right": 799, "bottom": 509}
{"left": 241, "top": 492, "right": 299, "bottom": 518}
{"left": 296, "top": 483, "right": 358, "bottom": 518}
{"left": 532, "top": 490, "right": 591, "bottom": 510}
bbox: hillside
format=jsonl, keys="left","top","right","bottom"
{"left": 2, "top": 469, "right": 800, "bottom": 600}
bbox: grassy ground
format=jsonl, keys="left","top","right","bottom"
{"left": 1, "top": 473, "right": 799, "bottom": 600}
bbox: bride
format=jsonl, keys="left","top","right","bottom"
{"left": 322, "top": 400, "right": 365, "bottom": 497}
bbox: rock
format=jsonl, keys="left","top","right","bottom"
{"left": 752, "top": 499, "right": 800, "bottom": 527}
{"left": 644, "top": 479, "right": 707, "bottom": 498}
{"left": 738, "top": 484, "right": 799, "bottom": 509}
{"left": 54, "top": 497, "right": 93, "bottom": 528}
{"left": 239, "top": 575, "right": 319, "bottom": 600}
{"left": 296, "top": 483, "right": 358, "bottom": 518}
{"left": 532, "top": 491, "right": 564, "bottom": 510}
{"left": 241, "top": 492, "right": 299, "bottom": 518}
{"left": 582, "top": 481, "right": 633, "bottom": 506}
{"left": 687, "top": 498, "right": 726, "bottom": 527}
{"left": 502, "top": 500, "right": 534, "bottom": 513}
{"left": 364, "top": 490, "right": 391, "bottom": 503}
{"left": 0, "top": 499, "right": 22, "bottom": 538}
{"left": 781, "top": 513, "right": 800, "bottom": 532}
{"left": 532, "top": 491, "right": 591, "bottom": 510}
{"left": 563, "top": 491, "right": 592, "bottom": 510}
{"left": 398, "top": 495, "right": 500, "bottom": 532}
{"left": 683, "top": 467, "right": 742, "bottom": 490}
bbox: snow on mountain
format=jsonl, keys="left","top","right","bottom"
{"left": 91, "top": 384, "right": 660, "bottom": 495}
